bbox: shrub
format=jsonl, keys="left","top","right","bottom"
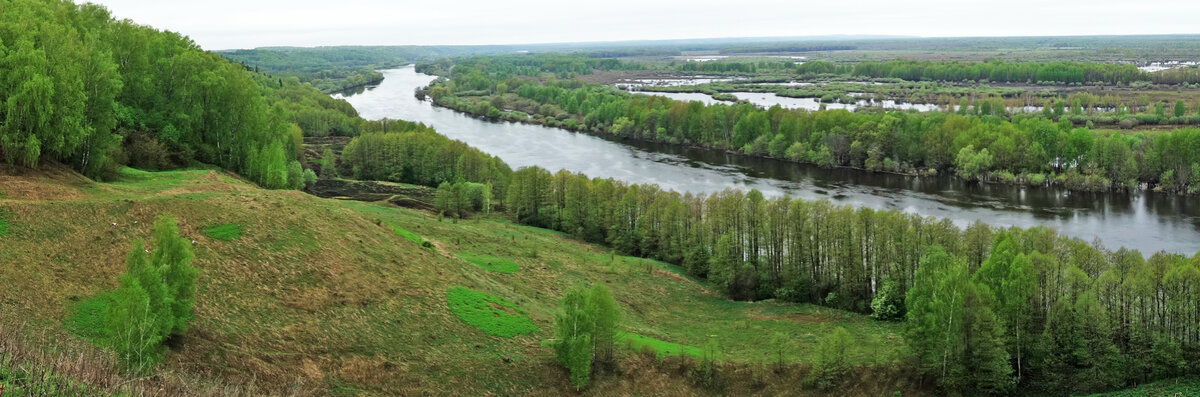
{"left": 444, "top": 286, "right": 536, "bottom": 338}
{"left": 73, "top": 214, "right": 197, "bottom": 374}
{"left": 870, "top": 279, "right": 906, "bottom": 321}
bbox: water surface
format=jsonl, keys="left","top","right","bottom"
{"left": 336, "top": 67, "right": 1200, "bottom": 254}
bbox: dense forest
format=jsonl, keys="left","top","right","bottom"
{"left": 0, "top": 0, "right": 384, "bottom": 189}
{"left": 420, "top": 54, "right": 1200, "bottom": 193}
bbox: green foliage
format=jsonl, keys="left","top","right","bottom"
{"left": 286, "top": 160, "right": 305, "bottom": 190}
{"left": 0, "top": 216, "right": 8, "bottom": 237}
{"left": 69, "top": 214, "right": 197, "bottom": 374}
{"left": 553, "top": 283, "right": 623, "bottom": 390}
{"left": 0, "top": 0, "right": 325, "bottom": 185}
{"left": 320, "top": 148, "right": 338, "bottom": 178}
{"left": 954, "top": 144, "right": 993, "bottom": 181}
{"left": 444, "top": 286, "right": 536, "bottom": 338}
{"left": 809, "top": 326, "right": 852, "bottom": 390}
{"left": 152, "top": 214, "right": 197, "bottom": 335}
{"left": 1087, "top": 376, "right": 1200, "bottom": 397}
{"left": 869, "top": 278, "right": 905, "bottom": 321}
{"left": 456, "top": 252, "right": 518, "bottom": 274}
{"left": 105, "top": 239, "right": 167, "bottom": 373}
{"left": 203, "top": 223, "right": 243, "bottom": 241}
{"left": 588, "top": 284, "right": 620, "bottom": 366}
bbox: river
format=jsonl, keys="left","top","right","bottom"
{"left": 334, "top": 66, "right": 1200, "bottom": 255}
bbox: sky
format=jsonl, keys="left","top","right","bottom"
{"left": 89, "top": 0, "right": 1200, "bottom": 51}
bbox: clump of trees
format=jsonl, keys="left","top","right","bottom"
{"left": 341, "top": 127, "right": 511, "bottom": 192}
{"left": 553, "top": 284, "right": 620, "bottom": 390}
{"left": 434, "top": 181, "right": 492, "bottom": 218}
{"left": 104, "top": 214, "right": 198, "bottom": 373}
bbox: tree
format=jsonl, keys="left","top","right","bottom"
{"left": 1174, "top": 100, "right": 1186, "bottom": 118}
{"left": 320, "top": 148, "right": 338, "bottom": 178}
{"left": 954, "top": 145, "right": 992, "bottom": 181}
{"left": 151, "top": 214, "right": 197, "bottom": 335}
{"left": 555, "top": 285, "right": 595, "bottom": 390}
{"left": 905, "top": 246, "right": 969, "bottom": 389}
{"left": 105, "top": 240, "right": 167, "bottom": 373}
{"left": 286, "top": 160, "right": 305, "bottom": 190}
{"left": 588, "top": 284, "right": 619, "bottom": 368}
{"left": 809, "top": 326, "right": 852, "bottom": 390}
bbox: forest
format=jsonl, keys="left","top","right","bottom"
{"left": 0, "top": 0, "right": 385, "bottom": 189}
{"left": 421, "top": 54, "right": 1200, "bottom": 193}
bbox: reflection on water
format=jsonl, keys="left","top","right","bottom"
{"left": 335, "top": 66, "right": 1200, "bottom": 254}
{"left": 640, "top": 91, "right": 942, "bottom": 112}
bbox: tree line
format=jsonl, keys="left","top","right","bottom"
{"left": 426, "top": 58, "right": 1200, "bottom": 193}
{"left": 501, "top": 164, "right": 1199, "bottom": 394}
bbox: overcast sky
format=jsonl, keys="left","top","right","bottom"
{"left": 89, "top": 0, "right": 1200, "bottom": 51}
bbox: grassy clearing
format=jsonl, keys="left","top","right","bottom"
{"left": 1089, "top": 376, "right": 1200, "bottom": 396}
{"left": 444, "top": 286, "right": 537, "bottom": 338}
{"left": 203, "top": 223, "right": 243, "bottom": 240}
{"left": 456, "top": 251, "right": 519, "bottom": 274}
{"left": 0, "top": 217, "right": 8, "bottom": 237}
{"left": 618, "top": 332, "right": 702, "bottom": 358}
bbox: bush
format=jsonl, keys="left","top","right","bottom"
{"left": 98, "top": 214, "right": 197, "bottom": 373}
{"left": 870, "top": 279, "right": 906, "bottom": 321}
{"left": 124, "top": 133, "right": 170, "bottom": 171}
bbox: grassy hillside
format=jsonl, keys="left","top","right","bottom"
{"left": 0, "top": 165, "right": 915, "bottom": 396}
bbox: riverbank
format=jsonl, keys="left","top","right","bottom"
{"left": 425, "top": 91, "right": 1194, "bottom": 196}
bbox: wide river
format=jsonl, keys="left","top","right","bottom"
{"left": 336, "top": 66, "right": 1200, "bottom": 255}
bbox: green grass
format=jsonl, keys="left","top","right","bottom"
{"left": 1089, "top": 376, "right": 1200, "bottom": 396}
{"left": 0, "top": 217, "right": 8, "bottom": 237}
{"left": 202, "top": 223, "right": 243, "bottom": 241}
{"left": 444, "top": 286, "right": 537, "bottom": 338}
{"left": 65, "top": 293, "right": 112, "bottom": 341}
{"left": 391, "top": 225, "right": 422, "bottom": 245}
{"left": 618, "top": 332, "right": 702, "bottom": 358}
{"left": 456, "top": 252, "right": 518, "bottom": 274}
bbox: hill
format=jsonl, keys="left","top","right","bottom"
{"left": 0, "top": 164, "right": 915, "bottom": 396}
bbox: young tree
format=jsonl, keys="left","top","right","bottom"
{"left": 105, "top": 240, "right": 167, "bottom": 373}
{"left": 320, "top": 148, "right": 338, "bottom": 178}
{"left": 151, "top": 214, "right": 197, "bottom": 335}
{"left": 809, "top": 326, "right": 852, "bottom": 390}
{"left": 555, "top": 286, "right": 595, "bottom": 390}
{"left": 588, "top": 284, "right": 620, "bottom": 368}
